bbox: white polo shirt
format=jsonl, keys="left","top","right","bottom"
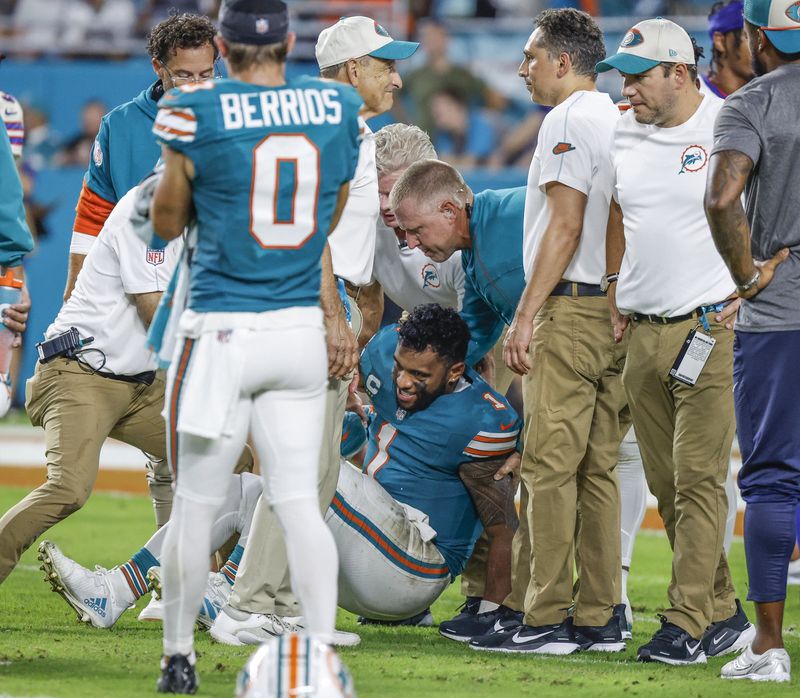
{"left": 613, "top": 95, "right": 735, "bottom": 317}
{"left": 47, "top": 186, "right": 182, "bottom": 375}
{"left": 328, "top": 119, "right": 379, "bottom": 286}
{"left": 523, "top": 90, "right": 619, "bottom": 284}
{"left": 372, "top": 220, "right": 465, "bottom": 312}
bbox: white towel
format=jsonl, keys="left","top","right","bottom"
{"left": 173, "top": 313, "right": 245, "bottom": 441}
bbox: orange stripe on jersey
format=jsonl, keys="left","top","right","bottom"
{"left": 153, "top": 123, "right": 195, "bottom": 138}
{"left": 472, "top": 434, "right": 518, "bottom": 444}
{"left": 289, "top": 633, "right": 299, "bottom": 693}
{"left": 73, "top": 181, "right": 115, "bottom": 237}
{"left": 162, "top": 109, "right": 197, "bottom": 122}
{"left": 464, "top": 446, "right": 516, "bottom": 458}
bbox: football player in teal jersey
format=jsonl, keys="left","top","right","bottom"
{"left": 337, "top": 303, "right": 521, "bottom": 622}
{"left": 149, "top": 1, "right": 362, "bottom": 692}
{"left": 65, "top": 13, "right": 218, "bottom": 302}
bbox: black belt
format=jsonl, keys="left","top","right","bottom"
{"left": 96, "top": 369, "right": 156, "bottom": 386}
{"left": 550, "top": 281, "right": 605, "bottom": 298}
{"left": 631, "top": 301, "right": 730, "bottom": 325}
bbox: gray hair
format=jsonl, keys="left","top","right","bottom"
{"left": 319, "top": 55, "right": 370, "bottom": 80}
{"left": 389, "top": 159, "right": 468, "bottom": 213}
{"left": 375, "top": 124, "right": 437, "bottom": 178}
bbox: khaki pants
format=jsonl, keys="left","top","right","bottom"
{"left": 623, "top": 315, "right": 737, "bottom": 638}
{"left": 520, "top": 296, "right": 624, "bottom": 627}
{"left": 228, "top": 301, "right": 362, "bottom": 615}
{"left": 0, "top": 358, "right": 169, "bottom": 583}
{"left": 461, "top": 328, "right": 516, "bottom": 600}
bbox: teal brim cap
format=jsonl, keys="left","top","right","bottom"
{"left": 596, "top": 53, "right": 661, "bottom": 74}
{"left": 764, "top": 28, "right": 800, "bottom": 53}
{"left": 369, "top": 39, "right": 420, "bottom": 61}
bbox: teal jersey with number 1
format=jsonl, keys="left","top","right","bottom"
{"left": 153, "top": 76, "right": 362, "bottom": 313}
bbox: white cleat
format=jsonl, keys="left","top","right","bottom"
{"left": 721, "top": 646, "right": 791, "bottom": 682}
{"left": 196, "top": 571, "right": 232, "bottom": 630}
{"left": 137, "top": 592, "right": 163, "bottom": 622}
{"left": 38, "top": 540, "right": 132, "bottom": 629}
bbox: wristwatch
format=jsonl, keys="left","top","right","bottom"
{"left": 600, "top": 273, "right": 619, "bottom": 293}
{"left": 736, "top": 269, "right": 761, "bottom": 294}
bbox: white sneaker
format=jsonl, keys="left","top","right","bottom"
{"left": 38, "top": 540, "right": 133, "bottom": 629}
{"left": 282, "top": 616, "right": 361, "bottom": 647}
{"left": 787, "top": 558, "right": 800, "bottom": 586}
{"left": 196, "top": 571, "right": 232, "bottom": 630}
{"left": 721, "top": 646, "right": 791, "bottom": 682}
{"left": 210, "top": 605, "right": 294, "bottom": 646}
{"left": 137, "top": 592, "right": 163, "bottom": 622}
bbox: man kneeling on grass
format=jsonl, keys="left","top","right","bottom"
{"left": 41, "top": 305, "right": 522, "bottom": 635}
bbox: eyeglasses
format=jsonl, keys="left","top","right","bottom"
{"left": 159, "top": 59, "right": 222, "bottom": 86}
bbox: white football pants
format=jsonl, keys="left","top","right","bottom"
{"left": 160, "top": 307, "right": 337, "bottom": 657}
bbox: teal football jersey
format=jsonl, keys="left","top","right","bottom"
{"left": 153, "top": 76, "right": 362, "bottom": 312}
{"left": 360, "top": 325, "right": 522, "bottom": 577}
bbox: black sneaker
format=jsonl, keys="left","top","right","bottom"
{"left": 357, "top": 607, "right": 434, "bottom": 627}
{"left": 447, "top": 596, "right": 482, "bottom": 623}
{"left": 466, "top": 606, "right": 524, "bottom": 649}
{"left": 439, "top": 604, "right": 516, "bottom": 643}
{"left": 701, "top": 598, "right": 756, "bottom": 657}
{"left": 637, "top": 616, "right": 706, "bottom": 665}
{"left": 157, "top": 654, "right": 198, "bottom": 694}
{"left": 573, "top": 614, "right": 626, "bottom": 653}
{"left": 614, "top": 603, "right": 633, "bottom": 640}
{"left": 470, "top": 619, "right": 580, "bottom": 655}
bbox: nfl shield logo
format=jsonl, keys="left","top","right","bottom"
{"left": 255, "top": 17, "right": 269, "bottom": 34}
{"left": 146, "top": 248, "right": 165, "bottom": 266}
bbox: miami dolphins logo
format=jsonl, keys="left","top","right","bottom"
{"left": 374, "top": 21, "right": 390, "bottom": 37}
{"left": 786, "top": 1, "right": 800, "bottom": 23}
{"left": 679, "top": 145, "right": 708, "bottom": 174}
{"left": 621, "top": 28, "right": 644, "bottom": 48}
{"left": 421, "top": 263, "right": 441, "bottom": 289}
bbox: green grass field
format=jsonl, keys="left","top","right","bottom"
{"left": 0, "top": 486, "right": 797, "bottom": 697}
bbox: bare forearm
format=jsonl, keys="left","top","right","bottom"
{"left": 517, "top": 224, "right": 581, "bottom": 322}
{"left": 705, "top": 150, "right": 756, "bottom": 285}
{"left": 605, "top": 200, "right": 624, "bottom": 276}
{"left": 63, "top": 253, "right": 86, "bottom": 302}
{"left": 320, "top": 243, "right": 342, "bottom": 319}
{"left": 707, "top": 203, "right": 756, "bottom": 285}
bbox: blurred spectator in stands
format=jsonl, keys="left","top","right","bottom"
{"left": 21, "top": 104, "right": 62, "bottom": 171}
{"left": 487, "top": 105, "right": 547, "bottom": 170}
{"left": 62, "top": 0, "right": 136, "bottom": 51}
{"left": 12, "top": 0, "right": 67, "bottom": 52}
{"left": 401, "top": 20, "right": 506, "bottom": 136}
{"left": 429, "top": 87, "right": 496, "bottom": 169}
{"left": 56, "top": 99, "right": 107, "bottom": 167}
{"left": 701, "top": 0, "right": 753, "bottom": 98}
{"left": 411, "top": 0, "right": 499, "bottom": 18}
{"left": 13, "top": 0, "right": 135, "bottom": 54}
{"left": 136, "top": 1, "right": 218, "bottom": 36}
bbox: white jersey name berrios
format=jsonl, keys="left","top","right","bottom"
{"left": 613, "top": 95, "right": 735, "bottom": 317}
{"left": 220, "top": 88, "right": 343, "bottom": 130}
{"left": 523, "top": 90, "right": 619, "bottom": 284}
